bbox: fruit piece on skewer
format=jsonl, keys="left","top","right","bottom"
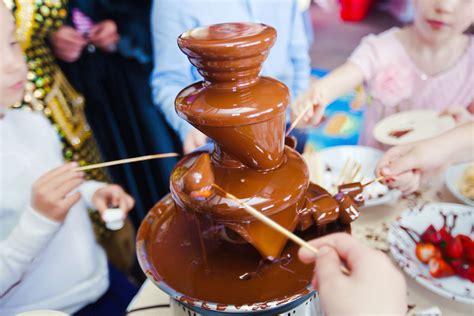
{"left": 182, "top": 153, "right": 215, "bottom": 201}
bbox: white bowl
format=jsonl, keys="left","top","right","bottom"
{"left": 389, "top": 202, "right": 474, "bottom": 305}
{"left": 445, "top": 163, "right": 474, "bottom": 206}
{"left": 307, "top": 145, "right": 400, "bottom": 207}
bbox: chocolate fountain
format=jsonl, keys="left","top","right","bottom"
{"left": 137, "top": 22, "right": 363, "bottom": 315}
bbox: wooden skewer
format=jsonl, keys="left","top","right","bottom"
{"left": 75, "top": 152, "right": 179, "bottom": 171}
{"left": 336, "top": 158, "right": 350, "bottom": 187}
{"left": 362, "top": 176, "right": 385, "bottom": 187}
{"left": 350, "top": 164, "right": 362, "bottom": 183}
{"left": 286, "top": 102, "right": 313, "bottom": 137}
{"left": 212, "top": 183, "right": 351, "bottom": 275}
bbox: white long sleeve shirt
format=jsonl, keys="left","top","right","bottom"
{"left": 0, "top": 110, "right": 108, "bottom": 315}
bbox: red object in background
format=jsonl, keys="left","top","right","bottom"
{"left": 340, "top": 0, "right": 373, "bottom": 22}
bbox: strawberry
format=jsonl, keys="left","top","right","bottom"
{"left": 429, "top": 257, "right": 454, "bottom": 278}
{"left": 468, "top": 264, "right": 474, "bottom": 283}
{"left": 421, "top": 225, "right": 442, "bottom": 245}
{"left": 438, "top": 226, "right": 453, "bottom": 244}
{"left": 464, "top": 241, "right": 474, "bottom": 263}
{"left": 450, "top": 260, "right": 470, "bottom": 279}
{"left": 446, "top": 236, "right": 464, "bottom": 259}
{"left": 415, "top": 243, "right": 440, "bottom": 263}
{"left": 456, "top": 234, "right": 472, "bottom": 247}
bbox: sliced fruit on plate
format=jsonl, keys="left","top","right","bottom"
{"left": 429, "top": 257, "right": 455, "bottom": 278}
{"left": 415, "top": 243, "right": 440, "bottom": 263}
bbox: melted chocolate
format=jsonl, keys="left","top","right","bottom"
{"left": 139, "top": 194, "right": 348, "bottom": 305}
{"left": 338, "top": 182, "right": 365, "bottom": 207}
{"left": 183, "top": 153, "right": 214, "bottom": 201}
{"left": 284, "top": 136, "right": 297, "bottom": 149}
{"left": 389, "top": 128, "right": 413, "bottom": 138}
{"left": 334, "top": 193, "right": 360, "bottom": 225}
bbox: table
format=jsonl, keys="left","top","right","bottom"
{"left": 127, "top": 178, "right": 473, "bottom": 315}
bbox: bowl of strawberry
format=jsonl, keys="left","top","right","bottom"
{"left": 389, "top": 202, "right": 474, "bottom": 305}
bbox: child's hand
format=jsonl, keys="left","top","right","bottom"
{"left": 31, "top": 163, "right": 85, "bottom": 222}
{"left": 298, "top": 233, "right": 406, "bottom": 315}
{"left": 92, "top": 184, "right": 134, "bottom": 217}
{"left": 377, "top": 139, "right": 450, "bottom": 195}
{"left": 440, "top": 107, "right": 474, "bottom": 124}
{"left": 290, "top": 86, "right": 326, "bottom": 128}
{"left": 183, "top": 129, "right": 207, "bottom": 154}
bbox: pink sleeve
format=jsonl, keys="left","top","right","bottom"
{"left": 347, "top": 34, "right": 380, "bottom": 82}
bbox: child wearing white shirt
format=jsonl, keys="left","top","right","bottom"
{"left": 0, "top": 3, "right": 135, "bottom": 314}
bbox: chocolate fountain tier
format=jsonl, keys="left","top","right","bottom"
{"left": 178, "top": 23, "right": 276, "bottom": 86}
{"left": 176, "top": 22, "right": 288, "bottom": 171}
{"left": 171, "top": 147, "right": 309, "bottom": 259}
{"left": 171, "top": 147, "right": 308, "bottom": 220}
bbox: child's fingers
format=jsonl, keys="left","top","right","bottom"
{"left": 50, "top": 178, "right": 85, "bottom": 200}
{"left": 376, "top": 147, "right": 407, "bottom": 176}
{"left": 37, "top": 163, "right": 78, "bottom": 185}
{"left": 311, "top": 104, "right": 325, "bottom": 125}
{"left": 400, "top": 172, "right": 421, "bottom": 195}
{"left": 312, "top": 246, "right": 345, "bottom": 290}
{"left": 45, "top": 170, "right": 84, "bottom": 191}
{"left": 301, "top": 233, "right": 367, "bottom": 271}
{"left": 119, "top": 197, "right": 128, "bottom": 214}
{"left": 381, "top": 150, "right": 418, "bottom": 177}
{"left": 126, "top": 195, "right": 135, "bottom": 211}
{"left": 59, "top": 192, "right": 82, "bottom": 211}
{"left": 94, "top": 197, "right": 108, "bottom": 213}
{"left": 390, "top": 171, "right": 418, "bottom": 193}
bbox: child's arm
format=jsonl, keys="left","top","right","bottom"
{"left": 0, "top": 163, "right": 84, "bottom": 297}
{"left": 291, "top": 62, "right": 365, "bottom": 126}
{"left": 377, "top": 122, "right": 474, "bottom": 195}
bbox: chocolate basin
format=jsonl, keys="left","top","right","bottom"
{"left": 136, "top": 193, "right": 328, "bottom": 314}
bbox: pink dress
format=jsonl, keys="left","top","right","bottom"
{"left": 348, "top": 27, "right": 474, "bottom": 148}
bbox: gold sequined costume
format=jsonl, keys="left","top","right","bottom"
{"left": 6, "top": 0, "right": 107, "bottom": 181}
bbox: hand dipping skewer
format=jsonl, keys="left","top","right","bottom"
{"left": 286, "top": 102, "right": 313, "bottom": 137}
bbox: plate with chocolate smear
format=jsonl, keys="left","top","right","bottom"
{"left": 303, "top": 145, "right": 401, "bottom": 207}
{"left": 389, "top": 203, "right": 474, "bottom": 305}
{"left": 373, "top": 110, "right": 456, "bottom": 146}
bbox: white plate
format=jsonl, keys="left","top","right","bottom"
{"left": 389, "top": 203, "right": 474, "bottom": 305}
{"left": 306, "top": 145, "right": 401, "bottom": 207}
{"left": 445, "top": 163, "right": 474, "bottom": 207}
{"left": 373, "top": 110, "right": 455, "bottom": 146}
